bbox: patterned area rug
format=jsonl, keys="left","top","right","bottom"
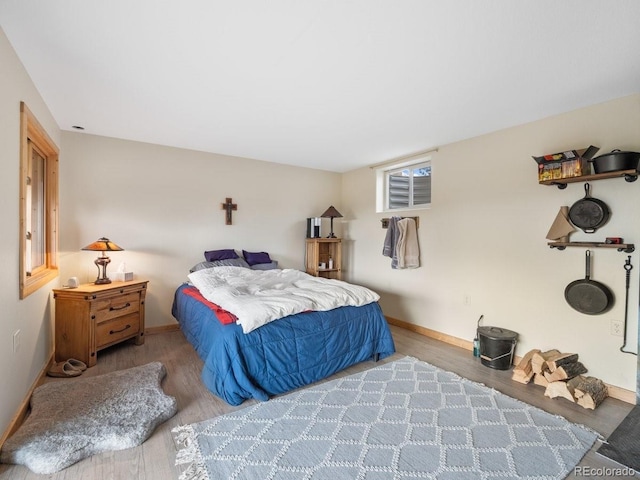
{"left": 173, "top": 357, "right": 598, "bottom": 480}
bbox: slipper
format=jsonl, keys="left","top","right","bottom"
{"left": 66, "top": 358, "right": 87, "bottom": 371}
{"left": 47, "top": 361, "right": 82, "bottom": 378}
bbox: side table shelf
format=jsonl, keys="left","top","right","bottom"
{"left": 548, "top": 241, "right": 635, "bottom": 253}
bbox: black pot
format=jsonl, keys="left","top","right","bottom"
{"left": 568, "top": 183, "right": 610, "bottom": 234}
{"left": 591, "top": 149, "right": 640, "bottom": 174}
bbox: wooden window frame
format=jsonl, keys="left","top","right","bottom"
{"left": 19, "top": 102, "right": 59, "bottom": 299}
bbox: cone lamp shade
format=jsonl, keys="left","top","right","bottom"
{"left": 321, "top": 206, "right": 343, "bottom": 238}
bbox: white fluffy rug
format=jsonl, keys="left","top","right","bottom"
{"left": 1, "top": 362, "right": 177, "bottom": 474}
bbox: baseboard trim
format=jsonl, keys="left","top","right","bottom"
{"left": 0, "top": 354, "right": 54, "bottom": 451}
{"left": 386, "top": 316, "right": 474, "bottom": 351}
{"left": 386, "top": 316, "right": 636, "bottom": 405}
{"left": 606, "top": 385, "right": 637, "bottom": 405}
{"left": 145, "top": 324, "right": 180, "bottom": 335}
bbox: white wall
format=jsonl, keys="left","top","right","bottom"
{"left": 342, "top": 94, "right": 640, "bottom": 392}
{"left": 59, "top": 133, "right": 342, "bottom": 327}
{"left": 0, "top": 28, "right": 62, "bottom": 437}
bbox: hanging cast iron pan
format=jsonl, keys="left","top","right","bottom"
{"left": 568, "top": 183, "right": 610, "bottom": 234}
{"left": 565, "top": 250, "right": 614, "bottom": 315}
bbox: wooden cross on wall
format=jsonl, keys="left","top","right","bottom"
{"left": 221, "top": 197, "right": 237, "bottom": 225}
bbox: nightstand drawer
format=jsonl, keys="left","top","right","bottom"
{"left": 96, "top": 312, "right": 140, "bottom": 347}
{"left": 94, "top": 292, "right": 140, "bottom": 323}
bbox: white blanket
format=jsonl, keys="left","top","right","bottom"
{"left": 187, "top": 266, "right": 380, "bottom": 333}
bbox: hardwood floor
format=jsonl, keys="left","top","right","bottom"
{"left": 0, "top": 325, "right": 637, "bottom": 479}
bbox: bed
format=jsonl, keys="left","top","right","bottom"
{"left": 171, "top": 253, "right": 396, "bottom": 406}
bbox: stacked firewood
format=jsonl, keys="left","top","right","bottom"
{"left": 512, "top": 349, "right": 608, "bottom": 410}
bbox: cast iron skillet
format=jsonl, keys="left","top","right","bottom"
{"left": 565, "top": 250, "right": 613, "bottom": 315}
{"left": 568, "top": 183, "right": 610, "bottom": 234}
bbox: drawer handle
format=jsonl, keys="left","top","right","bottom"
{"left": 110, "top": 302, "right": 131, "bottom": 311}
{"left": 109, "top": 324, "right": 131, "bottom": 335}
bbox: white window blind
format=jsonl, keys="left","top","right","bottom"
{"left": 376, "top": 156, "right": 431, "bottom": 212}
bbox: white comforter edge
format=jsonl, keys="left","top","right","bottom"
{"left": 187, "top": 266, "right": 380, "bottom": 333}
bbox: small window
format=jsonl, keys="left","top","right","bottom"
{"left": 20, "top": 102, "right": 59, "bottom": 299}
{"left": 375, "top": 155, "right": 431, "bottom": 213}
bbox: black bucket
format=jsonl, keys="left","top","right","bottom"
{"left": 478, "top": 326, "right": 518, "bottom": 370}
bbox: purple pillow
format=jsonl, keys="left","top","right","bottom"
{"left": 204, "top": 249, "right": 239, "bottom": 262}
{"left": 242, "top": 250, "right": 272, "bottom": 266}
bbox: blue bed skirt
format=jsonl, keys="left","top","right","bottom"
{"left": 172, "top": 283, "right": 396, "bottom": 405}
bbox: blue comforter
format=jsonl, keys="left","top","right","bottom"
{"left": 172, "top": 283, "right": 396, "bottom": 405}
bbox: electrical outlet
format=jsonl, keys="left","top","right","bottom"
{"left": 463, "top": 294, "right": 471, "bottom": 306}
{"left": 13, "top": 329, "right": 21, "bottom": 353}
{"left": 611, "top": 319, "right": 624, "bottom": 337}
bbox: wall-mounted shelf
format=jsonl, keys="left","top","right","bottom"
{"left": 548, "top": 241, "right": 635, "bottom": 253}
{"left": 540, "top": 169, "right": 638, "bottom": 189}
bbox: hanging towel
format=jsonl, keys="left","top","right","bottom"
{"left": 396, "top": 218, "right": 420, "bottom": 269}
{"left": 382, "top": 216, "right": 401, "bottom": 269}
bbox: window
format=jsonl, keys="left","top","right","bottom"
{"left": 20, "top": 102, "right": 59, "bottom": 299}
{"left": 375, "top": 155, "right": 431, "bottom": 212}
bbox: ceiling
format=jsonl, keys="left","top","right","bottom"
{"left": 2, "top": 1, "right": 639, "bottom": 173}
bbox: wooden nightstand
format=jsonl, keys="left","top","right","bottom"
{"left": 53, "top": 280, "right": 148, "bottom": 367}
{"left": 305, "top": 238, "right": 342, "bottom": 280}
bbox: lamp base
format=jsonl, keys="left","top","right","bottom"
{"left": 94, "top": 255, "right": 112, "bottom": 285}
{"left": 326, "top": 217, "right": 337, "bottom": 238}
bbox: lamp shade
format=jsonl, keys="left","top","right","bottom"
{"left": 82, "top": 237, "right": 124, "bottom": 252}
{"left": 320, "top": 206, "right": 342, "bottom": 238}
{"left": 82, "top": 238, "right": 123, "bottom": 285}
{"left": 321, "top": 206, "right": 343, "bottom": 219}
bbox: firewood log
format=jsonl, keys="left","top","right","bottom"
{"left": 545, "top": 361, "right": 587, "bottom": 382}
{"left": 531, "top": 349, "right": 561, "bottom": 374}
{"left": 512, "top": 369, "right": 535, "bottom": 384}
{"left": 544, "top": 376, "right": 584, "bottom": 402}
{"left": 513, "top": 349, "right": 540, "bottom": 376}
{"left": 533, "top": 373, "right": 549, "bottom": 387}
{"left": 512, "top": 349, "right": 540, "bottom": 384}
{"left": 575, "top": 377, "right": 608, "bottom": 410}
{"left": 545, "top": 353, "right": 579, "bottom": 372}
